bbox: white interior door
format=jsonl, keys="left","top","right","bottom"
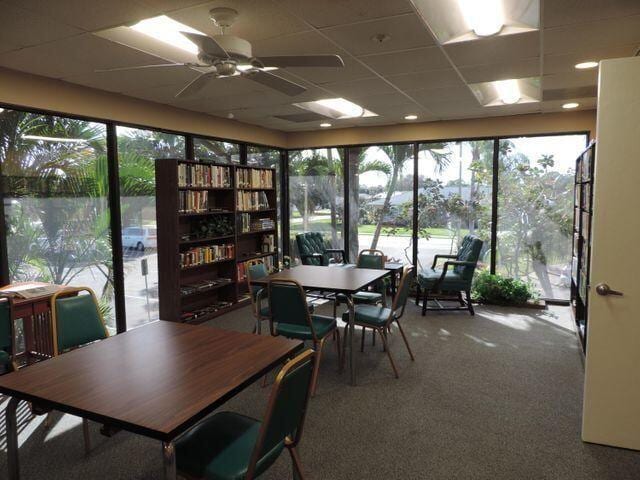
{"left": 582, "top": 56, "right": 640, "bottom": 450}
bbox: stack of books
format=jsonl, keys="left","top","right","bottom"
{"left": 236, "top": 168, "right": 273, "bottom": 189}
{"left": 178, "top": 163, "right": 231, "bottom": 188}
{"left": 180, "top": 243, "right": 234, "bottom": 268}
{"left": 179, "top": 190, "right": 208, "bottom": 213}
{"left": 237, "top": 191, "right": 269, "bottom": 211}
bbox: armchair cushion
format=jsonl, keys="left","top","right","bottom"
{"left": 296, "top": 232, "right": 345, "bottom": 266}
{"left": 276, "top": 314, "right": 336, "bottom": 340}
{"left": 455, "top": 235, "right": 483, "bottom": 280}
{"left": 343, "top": 305, "right": 391, "bottom": 328}
{"left": 417, "top": 268, "right": 468, "bottom": 291}
{"left": 176, "top": 411, "right": 283, "bottom": 480}
{"left": 0, "top": 350, "right": 9, "bottom": 366}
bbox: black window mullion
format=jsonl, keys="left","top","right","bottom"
{"left": 0, "top": 154, "right": 8, "bottom": 285}
{"left": 342, "top": 147, "right": 349, "bottom": 263}
{"left": 281, "top": 150, "right": 290, "bottom": 258}
{"left": 412, "top": 142, "right": 419, "bottom": 268}
{"left": 490, "top": 138, "right": 500, "bottom": 274}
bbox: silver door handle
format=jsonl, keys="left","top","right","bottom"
{"left": 595, "top": 283, "right": 623, "bottom": 297}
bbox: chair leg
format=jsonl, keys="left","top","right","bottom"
{"left": 396, "top": 320, "right": 415, "bottom": 361}
{"left": 415, "top": 284, "right": 421, "bottom": 306}
{"left": 341, "top": 326, "right": 348, "bottom": 372}
{"left": 44, "top": 411, "right": 53, "bottom": 430}
{"left": 360, "top": 326, "right": 366, "bottom": 352}
{"left": 311, "top": 338, "right": 325, "bottom": 396}
{"left": 421, "top": 290, "right": 429, "bottom": 316}
{"left": 10, "top": 361, "right": 19, "bottom": 373}
{"left": 465, "top": 290, "right": 474, "bottom": 316}
{"left": 379, "top": 329, "right": 399, "bottom": 379}
{"left": 288, "top": 445, "right": 306, "bottom": 480}
{"left": 334, "top": 328, "right": 342, "bottom": 372}
{"left": 82, "top": 418, "right": 91, "bottom": 455}
{"left": 371, "top": 328, "right": 376, "bottom": 347}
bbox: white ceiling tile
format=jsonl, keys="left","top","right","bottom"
{"left": 540, "top": 97, "right": 597, "bottom": 113}
{"left": 384, "top": 69, "right": 464, "bottom": 90}
{"left": 0, "top": 4, "right": 83, "bottom": 52}
{"left": 544, "top": 0, "right": 640, "bottom": 28}
{"left": 276, "top": 0, "right": 415, "bottom": 29}
{"left": 542, "top": 70, "right": 598, "bottom": 90}
{"left": 544, "top": 15, "right": 640, "bottom": 55}
{"left": 321, "top": 77, "right": 397, "bottom": 99}
{"left": 359, "top": 47, "right": 451, "bottom": 75}
{"left": 444, "top": 31, "right": 540, "bottom": 66}
{"left": 137, "top": 0, "right": 213, "bottom": 12}
{"left": 171, "top": 0, "right": 311, "bottom": 43}
{"left": 346, "top": 91, "right": 417, "bottom": 110}
{"left": 458, "top": 57, "right": 540, "bottom": 83}
{"left": 0, "top": 34, "right": 165, "bottom": 79}
{"left": 408, "top": 85, "right": 477, "bottom": 104}
{"left": 321, "top": 14, "right": 436, "bottom": 56}
{"left": 544, "top": 45, "right": 638, "bottom": 74}
{"left": 11, "top": 0, "right": 157, "bottom": 31}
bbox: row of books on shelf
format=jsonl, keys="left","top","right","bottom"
{"left": 236, "top": 168, "right": 273, "bottom": 189}
{"left": 179, "top": 190, "right": 211, "bottom": 213}
{"left": 180, "top": 243, "right": 234, "bottom": 268}
{"left": 237, "top": 256, "right": 275, "bottom": 282}
{"left": 239, "top": 214, "right": 275, "bottom": 233}
{"left": 180, "top": 278, "right": 233, "bottom": 297}
{"left": 237, "top": 191, "right": 270, "bottom": 211}
{"left": 178, "top": 163, "right": 231, "bottom": 188}
{"left": 180, "top": 301, "right": 233, "bottom": 322}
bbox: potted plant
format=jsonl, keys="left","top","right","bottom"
{"left": 472, "top": 269, "right": 544, "bottom": 309}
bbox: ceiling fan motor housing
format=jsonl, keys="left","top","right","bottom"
{"left": 214, "top": 35, "right": 252, "bottom": 60}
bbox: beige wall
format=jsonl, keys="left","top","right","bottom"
{"left": 0, "top": 67, "right": 287, "bottom": 147}
{"left": 0, "top": 67, "right": 595, "bottom": 150}
{"left": 285, "top": 110, "right": 597, "bottom": 149}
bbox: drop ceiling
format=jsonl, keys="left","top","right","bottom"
{"left": 0, "top": 0, "right": 638, "bottom": 132}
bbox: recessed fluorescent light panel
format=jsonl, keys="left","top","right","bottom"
{"left": 404, "top": 114, "right": 418, "bottom": 120}
{"left": 562, "top": 102, "right": 579, "bottom": 109}
{"left": 575, "top": 61, "right": 598, "bottom": 69}
{"left": 293, "top": 98, "right": 377, "bottom": 119}
{"left": 320, "top": 122, "right": 332, "bottom": 128}
{"left": 410, "top": 0, "right": 539, "bottom": 44}
{"left": 130, "top": 15, "right": 201, "bottom": 54}
{"left": 469, "top": 77, "right": 540, "bottom": 106}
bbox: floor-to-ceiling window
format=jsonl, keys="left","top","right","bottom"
{"left": 347, "top": 144, "right": 414, "bottom": 263}
{"left": 116, "top": 126, "right": 185, "bottom": 329}
{"left": 194, "top": 137, "right": 240, "bottom": 163}
{"left": 417, "top": 140, "right": 493, "bottom": 272}
{"left": 288, "top": 148, "right": 344, "bottom": 264}
{"left": 496, "top": 134, "right": 587, "bottom": 300}
{"left": 0, "top": 109, "right": 115, "bottom": 328}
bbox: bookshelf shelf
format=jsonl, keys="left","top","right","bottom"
{"left": 156, "top": 158, "right": 278, "bottom": 323}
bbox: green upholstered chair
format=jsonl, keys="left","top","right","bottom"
{"left": 352, "top": 249, "right": 387, "bottom": 306}
{"left": 176, "top": 349, "right": 315, "bottom": 480}
{"left": 295, "top": 232, "right": 345, "bottom": 266}
{"left": 268, "top": 279, "right": 340, "bottom": 396}
{"left": 0, "top": 295, "right": 18, "bottom": 373}
{"left": 247, "top": 262, "right": 270, "bottom": 334}
{"left": 49, "top": 287, "right": 110, "bottom": 453}
{"left": 341, "top": 266, "right": 415, "bottom": 379}
{"left": 416, "top": 235, "right": 483, "bottom": 316}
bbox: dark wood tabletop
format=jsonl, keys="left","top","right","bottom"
{"left": 251, "top": 265, "right": 390, "bottom": 293}
{"left": 0, "top": 321, "right": 302, "bottom": 442}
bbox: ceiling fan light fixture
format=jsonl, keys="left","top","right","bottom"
{"left": 130, "top": 15, "right": 203, "bottom": 54}
{"left": 494, "top": 79, "right": 521, "bottom": 104}
{"left": 575, "top": 61, "right": 598, "bottom": 69}
{"left": 457, "top": 0, "right": 504, "bottom": 37}
{"left": 404, "top": 114, "right": 418, "bottom": 120}
{"left": 562, "top": 102, "right": 579, "bottom": 109}
{"left": 320, "top": 122, "right": 332, "bottom": 128}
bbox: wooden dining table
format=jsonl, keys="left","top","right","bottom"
{"left": 0, "top": 321, "right": 302, "bottom": 480}
{"left": 250, "top": 264, "right": 391, "bottom": 386}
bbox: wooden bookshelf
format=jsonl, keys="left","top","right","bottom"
{"left": 156, "top": 159, "right": 278, "bottom": 323}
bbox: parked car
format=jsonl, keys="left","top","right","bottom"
{"left": 122, "top": 226, "right": 157, "bottom": 251}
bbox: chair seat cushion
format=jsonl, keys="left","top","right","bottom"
{"left": 417, "top": 268, "right": 468, "bottom": 291}
{"left": 343, "top": 305, "right": 391, "bottom": 328}
{"left": 276, "top": 314, "right": 336, "bottom": 340}
{"left": 0, "top": 350, "right": 9, "bottom": 366}
{"left": 259, "top": 303, "right": 314, "bottom": 318}
{"left": 176, "top": 411, "right": 283, "bottom": 480}
{"left": 352, "top": 291, "right": 383, "bottom": 304}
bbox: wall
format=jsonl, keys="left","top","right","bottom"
{"left": 285, "top": 110, "right": 597, "bottom": 148}
{"left": 0, "top": 67, "right": 288, "bottom": 148}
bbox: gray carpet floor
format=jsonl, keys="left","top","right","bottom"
{"left": 1, "top": 301, "right": 639, "bottom": 479}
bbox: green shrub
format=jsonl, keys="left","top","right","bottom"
{"left": 472, "top": 269, "right": 535, "bottom": 305}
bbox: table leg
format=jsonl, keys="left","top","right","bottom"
{"left": 6, "top": 397, "right": 20, "bottom": 480}
{"left": 162, "top": 441, "right": 176, "bottom": 480}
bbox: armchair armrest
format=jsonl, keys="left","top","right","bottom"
{"left": 300, "top": 253, "right": 326, "bottom": 266}
{"left": 255, "top": 287, "right": 268, "bottom": 312}
{"left": 431, "top": 254, "right": 458, "bottom": 269}
{"left": 325, "top": 248, "right": 346, "bottom": 264}
{"left": 437, "top": 260, "right": 476, "bottom": 286}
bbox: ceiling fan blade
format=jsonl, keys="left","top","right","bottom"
{"left": 243, "top": 70, "right": 307, "bottom": 96}
{"left": 95, "top": 63, "right": 196, "bottom": 73}
{"left": 181, "top": 32, "right": 228, "bottom": 58}
{"left": 256, "top": 55, "right": 345, "bottom": 68}
{"left": 175, "top": 72, "right": 216, "bottom": 98}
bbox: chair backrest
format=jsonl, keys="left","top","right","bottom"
{"left": 356, "top": 249, "right": 385, "bottom": 269}
{"left": 454, "top": 235, "right": 483, "bottom": 280}
{"left": 247, "top": 349, "right": 315, "bottom": 479}
{"left": 51, "top": 287, "right": 109, "bottom": 355}
{"left": 390, "top": 266, "right": 415, "bottom": 323}
{"left": 0, "top": 296, "right": 13, "bottom": 355}
{"left": 295, "top": 232, "right": 326, "bottom": 265}
{"left": 268, "top": 279, "right": 316, "bottom": 339}
{"left": 247, "top": 262, "right": 269, "bottom": 313}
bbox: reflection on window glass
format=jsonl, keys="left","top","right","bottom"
{"left": 117, "top": 127, "right": 185, "bottom": 329}
{"left": 417, "top": 141, "right": 493, "bottom": 272}
{"left": 347, "top": 145, "right": 414, "bottom": 264}
{"left": 248, "top": 145, "right": 282, "bottom": 261}
{"left": 194, "top": 137, "right": 239, "bottom": 163}
{"left": 496, "top": 135, "right": 587, "bottom": 300}
{"left": 0, "top": 109, "right": 115, "bottom": 329}
{"left": 288, "top": 148, "right": 344, "bottom": 264}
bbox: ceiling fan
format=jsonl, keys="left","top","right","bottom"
{"left": 97, "top": 7, "right": 344, "bottom": 98}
